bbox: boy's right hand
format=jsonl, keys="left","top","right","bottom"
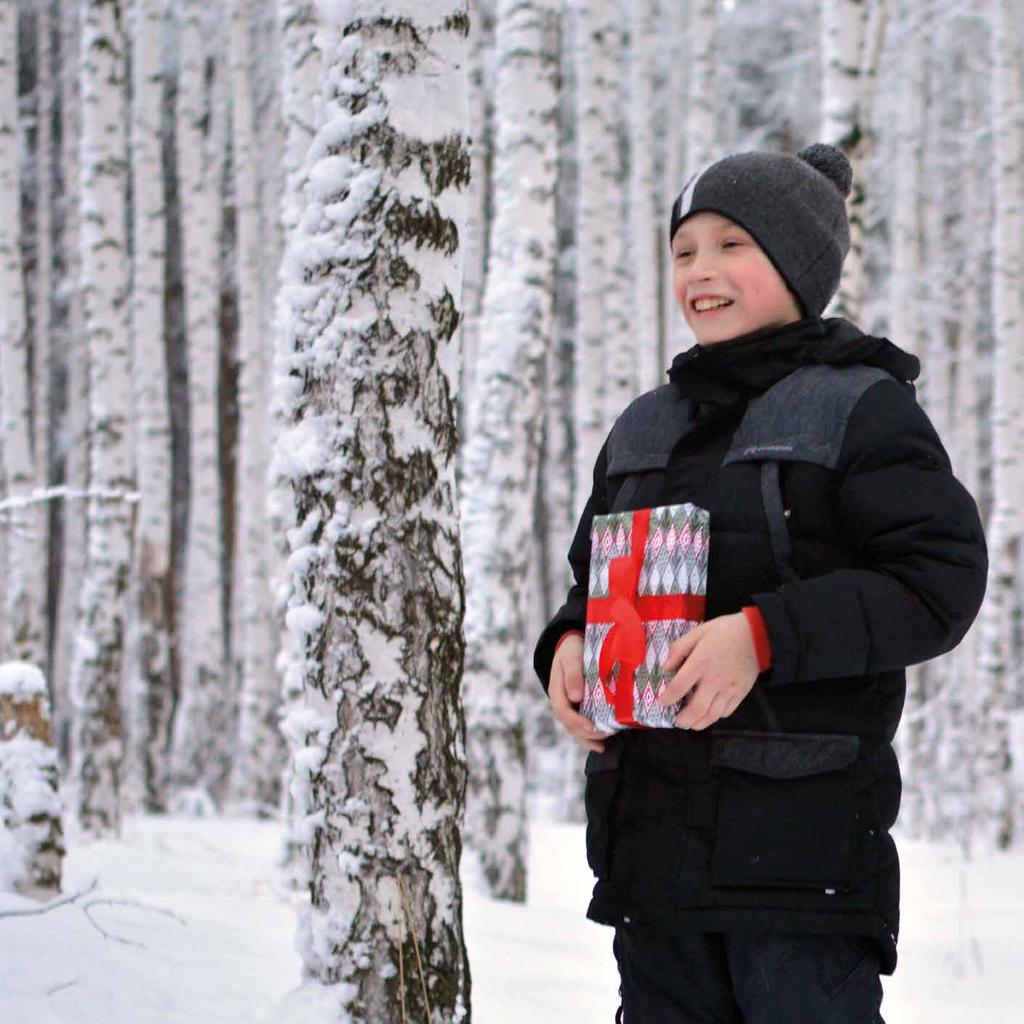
{"left": 548, "top": 632, "right": 612, "bottom": 753}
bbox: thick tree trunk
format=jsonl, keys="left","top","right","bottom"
{"left": 276, "top": 5, "right": 472, "bottom": 1019}
{"left": 68, "top": 0, "right": 133, "bottom": 836}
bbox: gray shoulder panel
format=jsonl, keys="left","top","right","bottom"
{"left": 606, "top": 385, "right": 697, "bottom": 475}
{"left": 724, "top": 364, "right": 893, "bottom": 469}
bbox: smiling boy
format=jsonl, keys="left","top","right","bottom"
{"left": 534, "top": 144, "right": 988, "bottom": 1022}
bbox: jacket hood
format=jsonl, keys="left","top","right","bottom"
{"left": 666, "top": 316, "right": 920, "bottom": 410}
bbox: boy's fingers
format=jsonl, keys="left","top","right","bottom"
{"left": 662, "top": 625, "right": 702, "bottom": 672}
{"left": 658, "top": 660, "right": 701, "bottom": 706}
{"left": 564, "top": 667, "right": 585, "bottom": 703}
{"left": 687, "top": 692, "right": 728, "bottom": 731}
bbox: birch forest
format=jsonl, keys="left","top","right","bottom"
{"left": 0, "top": 0, "right": 1022, "bottom": 1021}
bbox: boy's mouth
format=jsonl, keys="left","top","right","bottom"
{"left": 691, "top": 296, "right": 734, "bottom": 315}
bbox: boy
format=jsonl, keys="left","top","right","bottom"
{"left": 533, "top": 143, "right": 988, "bottom": 1023}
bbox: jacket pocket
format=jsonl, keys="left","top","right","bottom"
{"left": 583, "top": 740, "right": 624, "bottom": 879}
{"left": 709, "top": 730, "right": 861, "bottom": 891}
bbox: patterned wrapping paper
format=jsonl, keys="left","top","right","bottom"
{"left": 582, "top": 503, "right": 710, "bottom": 732}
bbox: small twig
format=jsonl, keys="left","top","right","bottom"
{"left": 45, "top": 979, "right": 79, "bottom": 997}
{"left": 81, "top": 894, "right": 188, "bottom": 948}
{"left": 398, "top": 874, "right": 432, "bottom": 1023}
{"left": 0, "top": 878, "right": 99, "bottom": 918}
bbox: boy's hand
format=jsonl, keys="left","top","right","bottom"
{"left": 548, "top": 632, "right": 612, "bottom": 753}
{"left": 657, "top": 613, "right": 759, "bottom": 730}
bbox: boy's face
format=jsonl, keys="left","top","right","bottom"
{"left": 670, "top": 211, "right": 804, "bottom": 345}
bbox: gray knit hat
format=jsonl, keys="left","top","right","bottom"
{"left": 668, "top": 143, "right": 852, "bottom": 317}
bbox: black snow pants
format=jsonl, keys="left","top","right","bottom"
{"left": 612, "top": 922, "right": 885, "bottom": 1024}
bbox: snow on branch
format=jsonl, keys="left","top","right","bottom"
{"left": 0, "top": 484, "right": 142, "bottom": 516}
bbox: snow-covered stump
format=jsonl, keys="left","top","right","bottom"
{"left": 0, "top": 662, "right": 64, "bottom": 898}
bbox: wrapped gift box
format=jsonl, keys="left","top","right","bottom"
{"left": 582, "top": 502, "right": 710, "bottom": 732}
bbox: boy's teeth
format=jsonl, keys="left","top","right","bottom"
{"left": 694, "top": 297, "right": 732, "bottom": 311}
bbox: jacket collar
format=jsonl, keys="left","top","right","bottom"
{"left": 666, "top": 316, "right": 920, "bottom": 411}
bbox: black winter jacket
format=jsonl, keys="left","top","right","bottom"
{"left": 532, "top": 316, "right": 988, "bottom": 974}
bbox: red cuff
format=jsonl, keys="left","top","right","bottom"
{"left": 554, "top": 629, "right": 584, "bottom": 657}
{"left": 741, "top": 606, "right": 772, "bottom": 671}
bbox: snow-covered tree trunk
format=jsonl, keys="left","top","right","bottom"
{"left": 456, "top": 1, "right": 488, "bottom": 439}
{"left": 170, "top": 0, "right": 231, "bottom": 806}
{"left": 661, "top": 0, "right": 690, "bottom": 356}
{"left": 973, "top": 0, "right": 1024, "bottom": 850}
{"left": 462, "top": 0, "right": 559, "bottom": 904}
{"left": 627, "top": 0, "right": 662, "bottom": 394}
{"left": 272, "top": 0, "right": 322, "bottom": 878}
{"left": 68, "top": 0, "right": 133, "bottom": 836}
{"left": 573, "top": 0, "right": 620, "bottom": 505}
{"left": 822, "top": 0, "right": 887, "bottom": 320}
{"left": 51, "top": 0, "right": 88, "bottom": 763}
{"left": 0, "top": 0, "right": 45, "bottom": 669}
{"left": 0, "top": 661, "right": 64, "bottom": 898}
{"left": 530, "top": 1, "right": 587, "bottom": 826}
{"left": 32, "top": 0, "right": 55, "bottom": 676}
{"left": 687, "top": 0, "right": 718, "bottom": 171}
{"left": 226, "top": 0, "right": 281, "bottom": 815}
{"left": 887, "top": 0, "right": 929, "bottom": 837}
{"left": 276, "top": 4, "right": 471, "bottom": 1018}
{"left": 601, "top": 23, "right": 635, "bottom": 428}
{"left": 122, "top": 0, "right": 173, "bottom": 813}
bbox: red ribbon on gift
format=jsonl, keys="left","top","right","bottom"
{"left": 587, "top": 507, "right": 706, "bottom": 726}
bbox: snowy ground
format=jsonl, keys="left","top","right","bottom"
{"left": 0, "top": 815, "right": 1020, "bottom": 1023}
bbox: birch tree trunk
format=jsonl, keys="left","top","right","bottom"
{"left": 272, "top": 0, "right": 321, "bottom": 878}
{"left": 887, "top": 0, "right": 929, "bottom": 836}
{"left": 973, "top": 0, "right": 1024, "bottom": 850}
{"left": 226, "top": 0, "right": 281, "bottom": 814}
{"left": 463, "top": 0, "right": 559, "bottom": 903}
{"left": 170, "top": 0, "right": 231, "bottom": 806}
{"left": 68, "top": 0, "right": 133, "bottom": 836}
{"left": 0, "top": 0, "right": 44, "bottom": 670}
{"left": 51, "top": 0, "right": 87, "bottom": 764}
{"left": 276, "top": 4, "right": 471, "bottom": 1018}
{"left": 627, "top": 0, "right": 662, "bottom": 394}
{"left": 32, "top": 0, "right": 55, "bottom": 676}
{"left": 457, "top": 1, "right": 488, "bottom": 441}
{"left": 687, "top": 0, "right": 718, "bottom": 171}
{"left": 661, "top": 0, "right": 690, "bottom": 356}
{"left": 121, "top": 0, "right": 173, "bottom": 813}
{"left": 573, "top": 0, "right": 620, "bottom": 505}
{"left": 821, "top": 0, "right": 887, "bottom": 320}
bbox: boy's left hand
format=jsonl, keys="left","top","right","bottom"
{"left": 657, "top": 612, "right": 760, "bottom": 730}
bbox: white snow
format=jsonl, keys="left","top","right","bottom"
{"left": 0, "top": 661, "right": 47, "bottom": 698}
{"left": 1, "top": 816, "right": 1022, "bottom": 1023}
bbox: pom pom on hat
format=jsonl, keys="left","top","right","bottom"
{"left": 797, "top": 143, "right": 853, "bottom": 199}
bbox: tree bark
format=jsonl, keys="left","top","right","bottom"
{"left": 276, "top": 4, "right": 472, "bottom": 1019}
{"left": 68, "top": 0, "right": 133, "bottom": 836}
{"left": 122, "top": 0, "right": 174, "bottom": 813}
{"left": 226, "top": 0, "right": 282, "bottom": 815}
{"left": 170, "top": 0, "right": 231, "bottom": 806}
{"left": 462, "top": 0, "right": 559, "bottom": 903}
